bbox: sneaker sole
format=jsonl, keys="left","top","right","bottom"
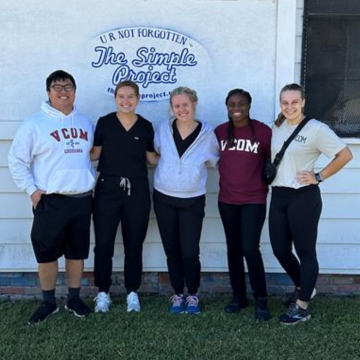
{"left": 28, "top": 307, "right": 59, "bottom": 325}
{"left": 169, "top": 309, "right": 185, "bottom": 314}
{"left": 280, "top": 314, "right": 311, "bottom": 326}
{"left": 64, "top": 305, "right": 89, "bottom": 318}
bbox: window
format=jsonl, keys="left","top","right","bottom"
{"left": 302, "top": 0, "right": 360, "bottom": 137}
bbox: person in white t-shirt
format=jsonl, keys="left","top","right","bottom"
{"left": 269, "top": 83, "right": 353, "bottom": 325}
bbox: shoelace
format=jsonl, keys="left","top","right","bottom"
{"left": 170, "top": 295, "right": 183, "bottom": 306}
{"left": 119, "top": 177, "right": 131, "bottom": 195}
{"left": 286, "top": 302, "right": 300, "bottom": 316}
{"left": 95, "top": 293, "right": 109, "bottom": 306}
{"left": 128, "top": 292, "right": 138, "bottom": 304}
{"left": 186, "top": 295, "right": 199, "bottom": 307}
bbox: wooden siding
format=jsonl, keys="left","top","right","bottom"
{"left": 1, "top": 0, "right": 359, "bottom": 275}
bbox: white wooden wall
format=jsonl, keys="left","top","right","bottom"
{"left": 1, "top": 0, "right": 359, "bottom": 274}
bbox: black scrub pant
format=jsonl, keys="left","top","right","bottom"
{"left": 153, "top": 190, "right": 205, "bottom": 295}
{"left": 93, "top": 175, "right": 151, "bottom": 293}
{"left": 218, "top": 202, "right": 268, "bottom": 299}
{"left": 269, "top": 185, "right": 322, "bottom": 302}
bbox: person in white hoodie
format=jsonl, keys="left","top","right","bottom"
{"left": 153, "top": 86, "right": 219, "bottom": 314}
{"left": 8, "top": 70, "right": 96, "bottom": 325}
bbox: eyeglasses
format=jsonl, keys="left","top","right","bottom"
{"left": 50, "top": 84, "right": 75, "bottom": 92}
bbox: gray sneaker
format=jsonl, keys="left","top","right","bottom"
{"left": 279, "top": 303, "right": 311, "bottom": 325}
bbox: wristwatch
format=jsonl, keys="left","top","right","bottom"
{"left": 315, "top": 172, "right": 323, "bottom": 183}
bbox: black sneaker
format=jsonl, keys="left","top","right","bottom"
{"left": 255, "top": 297, "right": 270, "bottom": 322}
{"left": 279, "top": 303, "right": 311, "bottom": 325}
{"left": 28, "top": 301, "right": 59, "bottom": 325}
{"left": 65, "top": 296, "right": 91, "bottom": 318}
{"left": 282, "top": 288, "right": 317, "bottom": 307}
{"left": 224, "top": 296, "right": 248, "bottom": 314}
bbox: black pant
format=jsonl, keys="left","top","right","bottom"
{"left": 153, "top": 190, "right": 205, "bottom": 295}
{"left": 269, "top": 185, "right": 322, "bottom": 302}
{"left": 218, "top": 202, "right": 267, "bottom": 299}
{"left": 93, "top": 175, "right": 151, "bottom": 293}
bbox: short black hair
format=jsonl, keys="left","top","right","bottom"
{"left": 46, "top": 70, "right": 76, "bottom": 92}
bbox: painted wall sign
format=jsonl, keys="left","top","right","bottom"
{"left": 90, "top": 27, "right": 211, "bottom": 102}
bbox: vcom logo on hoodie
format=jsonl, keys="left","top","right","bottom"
{"left": 50, "top": 127, "right": 89, "bottom": 154}
{"left": 50, "top": 127, "right": 89, "bottom": 142}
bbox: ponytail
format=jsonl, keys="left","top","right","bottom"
{"left": 275, "top": 113, "right": 286, "bottom": 127}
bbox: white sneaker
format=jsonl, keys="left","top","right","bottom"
{"left": 126, "top": 291, "right": 141, "bottom": 313}
{"left": 94, "top": 292, "right": 111, "bottom": 313}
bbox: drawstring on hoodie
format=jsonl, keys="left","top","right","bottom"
{"left": 119, "top": 177, "right": 131, "bottom": 195}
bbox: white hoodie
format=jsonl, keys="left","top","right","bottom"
{"left": 154, "top": 119, "right": 219, "bottom": 198}
{"left": 8, "top": 101, "right": 96, "bottom": 196}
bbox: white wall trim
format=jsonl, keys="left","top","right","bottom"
{"left": 274, "top": 0, "right": 298, "bottom": 117}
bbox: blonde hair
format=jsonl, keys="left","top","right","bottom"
{"left": 169, "top": 86, "right": 198, "bottom": 107}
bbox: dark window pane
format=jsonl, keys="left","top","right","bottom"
{"left": 302, "top": 0, "right": 360, "bottom": 137}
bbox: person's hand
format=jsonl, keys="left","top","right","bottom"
{"left": 30, "top": 189, "right": 46, "bottom": 209}
{"left": 295, "top": 171, "right": 318, "bottom": 185}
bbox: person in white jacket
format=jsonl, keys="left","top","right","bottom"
{"left": 8, "top": 70, "right": 96, "bottom": 325}
{"left": 153, "top": 86, "right": 219, "bottom": 314}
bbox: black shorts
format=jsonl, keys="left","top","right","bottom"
{"left": 30, "top": 194, "right": 92, "bottom": 263}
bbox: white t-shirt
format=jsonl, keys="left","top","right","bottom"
{"left": 271, "top": 119, "right": 346, "bottom": 189}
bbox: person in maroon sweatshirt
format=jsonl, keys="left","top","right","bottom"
{"left": 215, "top": 88, "right": 271, "bottom": 321}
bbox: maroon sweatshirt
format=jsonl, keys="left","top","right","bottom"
{"left": 215, "top": 120, "right": 271, "bottom": 205}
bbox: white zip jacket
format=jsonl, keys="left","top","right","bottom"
{"left": 154, "top": 118, "right": 219, "bottom": 198}
{"left": 8, "top": 101, "right": 96, "bottom": 196}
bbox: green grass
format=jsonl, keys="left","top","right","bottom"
{"left": 1, "top": 295, "right": 360, "bottom": 360}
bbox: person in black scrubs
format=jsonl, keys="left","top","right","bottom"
{"left": 91, "top": 80, "right": 158, "bottom": 313}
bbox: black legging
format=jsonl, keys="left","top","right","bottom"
{"left": 153, "top": 190, "right": 205, "bottom": 295}
{"left": 93, "top": 175, "right": 151, "bottom": 293}
{"left": 269, "top": 185, "right": 322, "bottom": 302}
{"left": 218, "top": 202, "right": 267, "bottom": 299}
